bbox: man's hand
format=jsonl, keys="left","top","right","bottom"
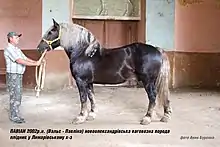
{"left": 35, "top": 60, "right": 42, "bottom": 66}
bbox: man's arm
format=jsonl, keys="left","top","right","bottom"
{"left": 21, "top": 52, "right": 37, "bottom": 63}
{"left": 26, "top": 57, "right": 36, "bottom": 63}
{"left": 16, "top": 58, "right": 40, "bottom": 66}
{"left": 5, "top": 47, "right": 40, "bottom": 66}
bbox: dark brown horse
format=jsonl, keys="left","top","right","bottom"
{"left": 36, "top": 19, "right": 172, "bottom": 125}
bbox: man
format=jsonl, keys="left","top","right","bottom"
{"left": 4, "top": 32, "right": 43, "bottom": 124}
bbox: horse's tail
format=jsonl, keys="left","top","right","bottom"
{"left": 155, "top": 48, "right": 172, "bottom": 116}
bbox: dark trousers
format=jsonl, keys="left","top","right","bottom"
{"left": 6, "top": 73, "right": 23, "bottom": 121}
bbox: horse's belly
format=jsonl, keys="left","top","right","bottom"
{"left": 92, "top": 54, "right": 135, "bottom": 84}
{"left": 93, "top": 72, "right": 126, "bottom": 84}
{"left": 93, "top": 66, "right": 136, "bottom": 85}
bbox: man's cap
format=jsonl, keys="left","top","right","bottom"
{"left": 7, "top": 32, "right": 22, "bottom": 38}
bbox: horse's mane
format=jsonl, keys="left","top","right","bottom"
{"left": 58, "top": 22, "right": 102, "bottom": 57}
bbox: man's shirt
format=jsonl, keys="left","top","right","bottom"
{"left": 4, "top": 43, "right": 27, "bottom": 74}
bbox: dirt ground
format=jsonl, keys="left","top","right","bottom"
{"left": 0, "top": 86, "right": 219, "bottom": 147}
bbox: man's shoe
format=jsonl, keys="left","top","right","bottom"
{"left": 10, "top": 118, "right": 25, "bottom": 124}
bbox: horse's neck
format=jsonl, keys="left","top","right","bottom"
{"left": 60, "top": 28, "right": 76, "bottom": 49}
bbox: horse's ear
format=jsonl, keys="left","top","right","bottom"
{"left": 52, "top": 18, "right": 59, "bottom": 28}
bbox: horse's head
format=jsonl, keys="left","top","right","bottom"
{"left": 37, "top": 18, "right": 61, "bottom": 53}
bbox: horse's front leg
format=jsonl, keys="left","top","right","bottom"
{"left": 72, "top": 77, "right": 89, "bottom": 124}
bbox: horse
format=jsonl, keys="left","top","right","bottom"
{"left": 36, "top": 18, "right": 172, "bottom": 125}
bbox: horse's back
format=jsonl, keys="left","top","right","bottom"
{"left": 132, "top": 42, "right": 162, "bottom": 56}
{"left": 107, "top": 42, "right": 163, "bottom": 59}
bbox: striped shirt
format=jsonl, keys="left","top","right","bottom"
{"left": 4, "top": 43, "right": 27, "bottom": 74}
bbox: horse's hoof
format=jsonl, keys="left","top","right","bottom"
{"left": 140, "top": 116, "right": 151, "bottom": 125}
{"left": 160, "top": 115, "right": 171, "bottom": 123}
{"left": 86, "top": 112, "right": 96, "bottom": 121}
{"left": 72, "top": 115, "right": 87, "bottom": 124}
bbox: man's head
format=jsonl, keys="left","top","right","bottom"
{"left": 7, "top": 32, "right": 22, "bottom": 45}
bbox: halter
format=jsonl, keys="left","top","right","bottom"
{"left": 42, "top": 25, "right": 61, "bottom": 50}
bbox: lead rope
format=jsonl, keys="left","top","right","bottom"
{"left": 35, "top": 50, "right": 47, "bottom": 98}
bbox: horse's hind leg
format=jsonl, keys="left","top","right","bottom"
{"left": 161, "top": 99, "right": 172, "bottom": 122}
{"left": 86, "top": 83, "right": 97, "bottom": 121}
{"left": 140, "top": 81, "right": 157, "bottom": 125}
{"left": 72, "top": 77, "right": 89, "bottom": 124}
